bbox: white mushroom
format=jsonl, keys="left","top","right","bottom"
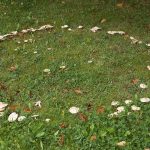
{"left": 8, "top": 112, "right": 18, "bottom": 122}
{"left": 45, "top": 118, "right": 50, "bottom": 122}
{"left": 35, "top": 101, "right": 42, "bottom": 108}
{"left": 107, "top": 31, "right": 125, "bottom": 35}
{"left": 61, "top": 25, "right": 69, "bottom": 29}
{"left": 147, "top": 66, "right": 150, "bottom": 70}
{"left": 139, "top": 83, "right": 148, "bottom": 89}
{"left": 111, "top": 101, "right": 120, "bottom": 106}
{"left": 0, "top": 102, "right": 8, "bottom": 110}
{"left": 117, "top": 141, "right": 126, "bottom": 147}
{"left": 78, "top": 25, "right": 83, "bottom": 29}
{"left": 140, "top": 98, "right": 150, "bottom": 103}
{"left": 43, "top": 69, "right": 50, "bottom": 73}
{"left": 131, "top": 105, "right": 141, "bottom": 111}
{"left": 18, "top": 116, "right": 26, "bottom": 122}
{"left": 69, "top": 107, "right": 79, "bottom": 114}
{"left": 146, "top": 43, "right": 150, "bottom": 47}
{"left": 90, "top": 26, "right": 101, "bottom": 32}
{"left": 60, "top": 65, "right": 66, "bottom": 69}
{"left": 125, "top": 100, "right": 132, "bottom": 105}
{"left": 117, "top": 106, "right": 125, "bottom": 113}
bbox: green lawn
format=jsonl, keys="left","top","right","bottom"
{"left": 0, "top": 0, "right": 150, "bottom": 149}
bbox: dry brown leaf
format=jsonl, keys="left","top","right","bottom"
{"left": 78, "top": 113, "right": 88, "bottom": 122}
{"left": 97, "top": 106, "right": 105, "bottom": 114}
{"left": 74, "top": 88, "right": 83, "bottom": 95}
{"left": 101, "top": 18, "right": 107, "bottom": 23}
{"left": 63, "top": 89, "right": 69, "bottom": 93}
{"left": 8, "top": 66, "right": 17, "bottom": 72}
{"left": 58, "top": 134, "right": 64, "bottom": 145}
{"left": 65, "top": 80, "right": 70, "bottom": 83}
{"left": 8, "top": 105, "right": 19, "bottom": 111}
{"left": 23, "top": 108, "right": 32, "bottom": 113}
{"left": 116, "top": 3, "right": 124, "bottom": 8}
{"left": 131, "top": 79, "right": 139, "bottom": 84}
{"left": 60, "top": 123, "right": 68, "bottom": 128}
{"left": 0, "top": 83, "right": 7, "bottom": 91}
{"left": 90, "top": 135, "right": 97, "bottom": 141}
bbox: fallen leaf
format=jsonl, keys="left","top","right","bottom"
{"left": 90, "top": 135, "right": 97, "bottom": 141}
{"left": 8, "top": 105, "right": 19, "bottom": 111}
{"left": 60, "top": 123, "right": 68, "bottom": 128}
{"left": 131, "top": 79, "right": 139, "bottom": 84}
{"left": 0, "top": 83, "right": 7, "bottom": 91}
{"left": 97, "top": 106, "right": 105, "bottom": 114}
{"left": 78, "top": 113, "right": 88, "bottom": 122}
{"left": 63, "top": 89, "right": 69, "bottom": 93}
{"left": 58, "top": 134, "right": 65, "bottom": 145}
{"left": 8, "top": 66, "right": 17, "bottom": 72}
{"left": 23, "top": 108, "right": 32, "bottom": 113}
{"left": 100, "top": 18, "right": 107, "bottom": 23}
{"left": 116, "top": 3, "right": 124, "bottom": 8}
{"left": 74, "top": 88, "right": 83, "bottom": 95}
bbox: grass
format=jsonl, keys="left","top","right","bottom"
{"left": 0, "top": 0, "right": 150, "bottom": 149}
